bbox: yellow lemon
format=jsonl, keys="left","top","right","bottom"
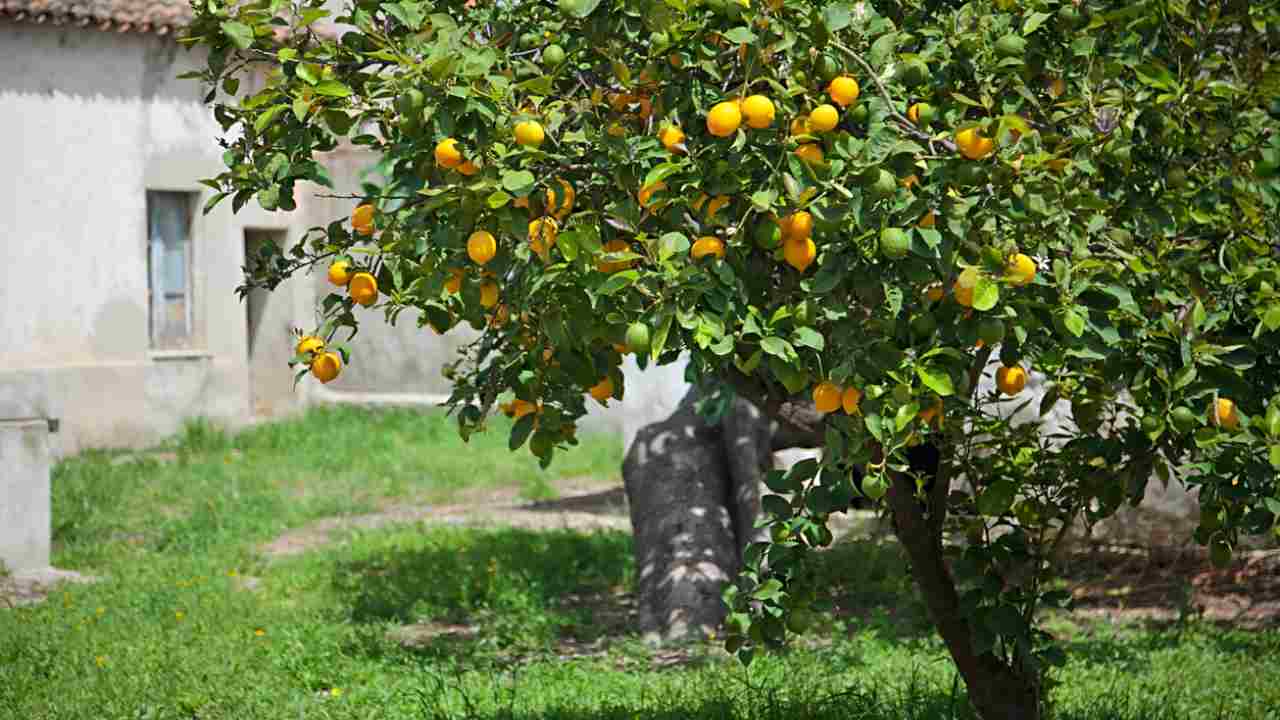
{"left": 327, "top": 260, "right": 352, "bottom": 286}
{"left": 310, "top": 351, "right": 342, "bottom": 383}
{"left": 691, "top": 236, "right": 726, "bottom": 261}
{"left": 638, "top": 181, "right": 667, "bottom": 210}
{"left": 660, "top": 125, "right": 686, "bottom": 153}
{"left": 954, "top": 267, "right": 980, "bottom": 308}
{"left": 295, "top": 335, "right": 325, "bottom": 357}
{"left": 784, "top": 236, "right": 816, "bottom": 272}
{"left": 996, "top": 365, "right": 1027, "bottom": 396}
{"left": 351, "top": 204, "right": 375, "bottom": 235}
{"left": 1005, "top": 253, "right": 1036, "bottom": 286}
{"left": 588, "top": 377, "right": 615, "bottom": 404}
{"left": 528, "top": 216, "right": 559, "bottom": 258}
{"left": 348, "top": 272, "right": 378, "bottom": 307}
{"left": 795, "top": 143, "right": 824, "bottom": 164}
{"left": 456, "top": 160, "right": 480, "bottom": 176}
{"left": 707, "top": 101, "right": 743, "bottom": 137}
{"left": 741, "top": 95, "right": 776, "bottom": 129}
{"left": 828, "top": 76, "right": 860, "bottom": 106}
{"left": 842, "top": 386, "right": 863, "bottom": 415}
{"left": 780, "top": 210, "right": 814, "bottom": 241}
{"left": 1210, "top": 397, "right": 1240, "bottom": 430}
{"left": 955, "top": 126, "right": 996, "bottom": 160}
{"left": 597, "top": 239, "right": 634, "bottom": 273}
{"left": 434, "top": 138, "right": 463, "bottom": 168}
{"left": 790, "top": 115, "right": 813, "bottom": 140}
{"left": 479, "top": 280, "right": 499, "bottom": 308}
{"left": 514, "top": 120, "right": 545, "bottom": 147}
{"left": 444, "top": 267, "right": 465, "bottom": 294}
{"left": 813, "top": 382, "right": 843, "bottom": 414}
{"left": 467, "top": 230, "right": 497, "bottom": 265}
{"left": 807, "top": 104, "right": 839, "bottom": 132}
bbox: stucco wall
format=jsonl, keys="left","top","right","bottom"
{"left": 0, "top": 23, "right": 315, "bottom": 455}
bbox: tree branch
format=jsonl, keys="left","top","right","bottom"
{"left": 723, "top": 369, "right": 826, "bottom": 448}
{"left": 829, "top": 41, "right": 958, "bottom": 154}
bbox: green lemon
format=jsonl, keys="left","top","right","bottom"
{"left": 754, "top": 220, "right": 782, "bottom": 250}
{"left": 896, "top": 58, "right": 929, "bottom": 88}
{"left": 911, "top": 312, "right": 938, "bottom": 339}
{"left": 865, "top": 169, "right": 898, "bottom": 200}
{"left": 542, "top": 44, "right": 566, "bottom": 67}
{"left": 850, "top": 104, "right": 869, "bottom": 124}
{"left": 861, "top": 472, "right": 889, "bottom": 501}
{"left": 1140, "top": 413, "right": 1163, "bottom": 435}
{"left": 625, "top": 321, "right": 651, "bottom": 355}
{"left": 995, "top": 34, "right": 1027, "bottom": 58}
{"left": 977, "top": 318, "right": 1006, "bottom": 346}
{"left": 814, "top": 54, "right": 841, "bottom": 84}
{"left": 880, "top": 228, "right": 911, "bottom": 259}
{"left": 1171, "top": 406, "right": 1198, "bottom": 433}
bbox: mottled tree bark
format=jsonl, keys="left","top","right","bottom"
{"left": 621, "top": 387, "right": 785, "bottom": 642}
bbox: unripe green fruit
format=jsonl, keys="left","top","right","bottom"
{"left": 1057, "top": 5, "right": 1082, "bottom": 28}
{"left": 1167, "top": 166, "right": 1188, "bottom": 188}
{"left": 815, "top": 55, "right": 841, "bottom": 84}
{"left": 865, "top": 169, "right": 897, "bottom": 200}
{"left": 977, "top": 318, "right": 1006, "bottom": 346}
{"left": 519, "top": 32, "right": 540, "bottom": 49}
{"left": 396, "top": 88, "right": 425, "bottom": 116}
{"left": 754, "top": 221, "right": 782, "bottom": 250}
{"left": 849, "top": 104, "right": 869, "bottom": 124}
{"left": 880, "top": 228, "right": 911, "bottom": 259}
{"left": 1140, "top": 413, "right": 1163, "bottom": 435}
{"left": 995, "top": 34, "right": 1027, "bottom": 58}
{"left": 893, "top": 383, "right": 912, "bottom": 405}
{"left": 1265, "top": 403, "right": 1280, "bottom": 438}
{"left": 542, "top": 44, "right": 566, "bottom": 67}
{"left": 1171, "top": 406, "right": 1198, "bottom": 433}
{"left": 861, "top": 472, "right": 889, "bottom": 501}
{"left": 896, "top": 58, "right": 929, "bottom": 88}
{"left": 910, "top": 312, "right": 937, "bottom": 338}
{"left": 625, "top": 321, "right": 651, "bottom": 354}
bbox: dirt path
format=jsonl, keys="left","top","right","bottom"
{"left": 259, "top": 477, "right": 631, "bottom": 559}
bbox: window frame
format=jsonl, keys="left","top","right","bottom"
{"left": 145, "top": 190, "right": 198, "bottom": 350}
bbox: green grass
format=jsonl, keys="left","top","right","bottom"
{"left": 3, "top": 407, "right": 1280, "bottom": 719}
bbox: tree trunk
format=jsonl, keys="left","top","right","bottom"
{"left": 886, "top": 466, "right": 1042, "bottom": 720}
{"left": 621, "top": 387, "right": 780, "bottom": 642}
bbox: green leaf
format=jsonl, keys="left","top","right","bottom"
{"left": 658, "top": 232, "right": 690, "bottom": 261}
{"left": 487, "top": 191, "right": 512, "bottom": 208}
{"left": 977, "top": 479, "right": 1017, "bottom": 517}
{"left": 313, "top": 80, "right": 352, "bottom": 98}
{"left": 220, "top": 21, "right": 254, "bottom": 50}
{"left": 1270, "top": 446, "right": 1280, "bottom": 470}
{"left": 509, "top": 412, "right": 536, "bottom": 450}
{"left": 895, "top": 402, "right": 919, "bottom": 431}
{"left": 643, "top": 162, "right": 682, "bottom": 191}
{"left": 1264, "top": 305, "right": 1280, "bottom": 332}
{"left": 558, "top": 0, "right": 602, "bottom": 19}
{"left": 597, "top": 270, "right": 639, "bottom": 296}
{"left": 651, "top": 309, "right": 675, "bottom": 361}
{"left": 501, "top": 170, "right": 536, "bottom": 194}
{"left": 1022, "top": 11, "right": 1052, "bottom": 34}
{"left": 723, "top": 26, "right": 757, "bottom": 44}
{"left": 916, "top": 364, "right": 955, "bottom": 396}
{"left": 750, "top": 190, "right": 777, "bottom": 211}
{"left": 972, "top": 277, "right": 999, "bottom": 311}
{"left": 1062, "top": 309, "right": 1086, "bottom": 337}
{"left": 822, "top": 4, "right": 853, "bottom": 31}
{"left": 760, "top": 336, "right": 797, "bottom": 361}
{"left": 793, "top": 327, "right": 825, "bottom": 351}
{"left": 869, "top": 32, "right": 897, "bottom": 68}
{"left": 254, "top": 104, "right": 286, "bottom": 133}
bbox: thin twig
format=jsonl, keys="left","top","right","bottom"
{"left": 830, "top": 41, "right": 958, "bottom": 153}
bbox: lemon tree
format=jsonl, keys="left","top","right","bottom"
{"left": 184, "top": 1, "right": 1280, "bottom": 717}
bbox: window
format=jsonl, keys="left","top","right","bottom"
{"left": 147, "top": 191, "right": 196, "bottom": 348}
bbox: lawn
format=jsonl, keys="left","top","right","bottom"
{"left": 3, "top": 406, "right": 1279, "bottom": 720}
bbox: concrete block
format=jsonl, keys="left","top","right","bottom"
{"left": 0, "top": 419, "right": 51, "bottom": 573}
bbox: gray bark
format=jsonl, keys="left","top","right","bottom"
{"left": 621, "top": 387, "right": 778, "bottom": 642}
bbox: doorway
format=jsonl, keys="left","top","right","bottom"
{"left": 243, "top": 229, "right": 292, "bottom": 418}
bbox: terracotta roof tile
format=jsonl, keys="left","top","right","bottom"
{"left": 0, "top": 0, "right": 192, "bottom": 33}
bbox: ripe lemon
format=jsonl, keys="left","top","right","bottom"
{"left": 327, "top": 260, "right": 352, "bottom": 286}
{"left": 807, "top": 104, "right": 839, "bottom": 132}
{"left": 510, "top": 398, "right": 539, "bottom": 419}
{"left": 813, "top": 382, "right": 843, "bottom": 414}
{"left": 545, "top": 178, "right": 576, "bottom": 220}
{"left": 638, "top": 181, "right": 667, "bottom": 209}
{"left": 351, "top": 204, "right": 375, "bottom": 235}
{"left": 741, "top": 95, "right": 776, "bottom": 129}
{"left": 479, "top": 280, "right": 499, "bottom": 309}
{"left": 588, "top": 377, "right": 615, "bottom": 404}
{"left": 456, "top": 160, "right": 480, "bottom": 176}
{"left": 925, "top": 284, "right": 945, "bottom": 302}
{"left": 467, "top": 230, "right": 497, "bottom": 265}
{"left": 310, "top": 351, "right": 342, "bottom": 383}
{"left": 780, "top": 210, "right": 814, "bottom": 240}
{"left": 955, "top": 127, "right": 996, "bottom": 160}
{"left": 659, "top": 125, "right": 687, "bottom": 154}
{"left": 348, "top": 272, "right": 378, "bottom": 307}
{"left": 514, "top": 120, "right": 545, "bottom": 147}
{"left": 691, "top": 236, "right": 726, "bottom": 261}
{"left": 842, "top": 386, "right": 863, "bottom": 415}
{"left": 790, "top": 115, "right": 812, "bottom": 139}
{"left": 828, "top": 76, "right": 860, "bottom": 106}
{"left": 444, "top": 267, "right": 465, "bottom": 294}
{"left": 434, "top": 138, "right": 463, "bottom": 168}
{"left": 784, "top": 236, "right": 816, "bottom": 272}
{"left": 707, "top": 101, "right": 742, "bottom": 137}
{"left": 703, "top": 195, "right": 732, "bottom": 221}
{"left": 528, "top": 216, "right": 559, "bottom": 258}
{"left": 1005, "top": 253, "right": 1036, "bottom": 286}
{"left": 295, "top": 335, "right": 325, "bottom": 357}
{"left": 996, "top": 365, "right": 1027, "bottom": 396}
{"left": 597, "top": 239, "right": 634, "bottom": 273}
{"left": 1210, "top": 397, "right": 1240, "bottom": 430}
{"left": 795, "top": 143, "right": 825, "bottom": 164}
{"left": 954, "top": 267, "right": 980, "bottom": 307}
